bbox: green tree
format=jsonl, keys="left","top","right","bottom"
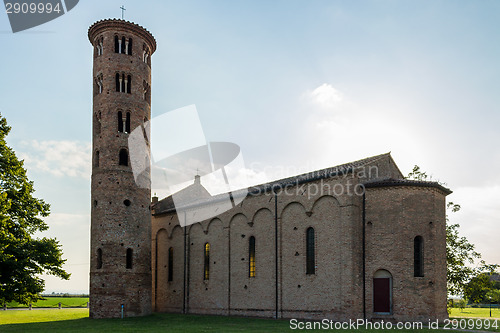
{"left": 486, "top": 289, "right": 500, "bottom": 305}
{"left": 0, "top": 114, "right": 70, "bottom": 305}
{"left": 457, "top": 298, "right": 467, "bottom": 312}
{"left": 407, "top": 165, "right": 498, "bottom": 296}
{"left": 445, "top": 205, "right": 483, "bottom": 297}
{"left": 464, "top": 273, "right": 494, "bottom": 304}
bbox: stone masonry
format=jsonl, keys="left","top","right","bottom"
{"left": 89, "top": 19, "right": 156, "bottom": 319}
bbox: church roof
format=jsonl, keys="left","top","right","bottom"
{"left": 364, "top": 178, "right": 452, "bottom": 195}
{"left": 246, "top": 152, "right": 395, "bottom": 195}
{"left": 152, "top": 152, "right": 450, "bottom": 215}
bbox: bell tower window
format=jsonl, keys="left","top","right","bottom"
{"left": 119, "top": 148, "right": 129, "bottom": 166}
{"left": 96, "top": 248, "right": 102, "bottom": 269}
{"left": 114, "top": 35, "right": 133, "bottom": 55}
{"left": 95, "top": 74, "right": 103, "bottom": 95}
{"left": 126, "top": 112, "right": 131, "bottom": 133}
{"left": 143, "top": 80, "right": 151, "bottom": 105}
{"left": 118, "top": 111, "right": 123, "bottom": 132}
{"left": 94, "top": 150, "right": 99, "bottom": 167}
{"left": 116, "top": 73, "right": 131, "bottom": 93}
{"left": 126, "top": 248, "right": 133, "bottom": 269}
{"left": 95, "top": 37, "right": 103, "bottom": 57}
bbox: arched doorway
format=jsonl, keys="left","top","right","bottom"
{"left": 373, "top": 269, "right": 392, "bottom": 314}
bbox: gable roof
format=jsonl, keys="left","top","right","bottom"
{"left": 152, "top": 152, "right": 449, "bottom": 215}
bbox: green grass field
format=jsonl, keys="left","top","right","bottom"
{"left": 5, "top": 297, "right": 89, "bottom": 308}
{"left": 0, "top": 308, "right": 498, "bottom": 332}
{"left": 450, "top": 307, "right": 500, "bottom": 318}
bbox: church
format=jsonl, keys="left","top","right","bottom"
{"left": 88, "top": 19, "right": 450, "bottom": 322}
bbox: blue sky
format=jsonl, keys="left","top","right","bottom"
{"left": 1, "top": 1, "right": 499, "bottom": 293}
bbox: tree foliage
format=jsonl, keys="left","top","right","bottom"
{"left": 464, "top": 272, "right": 499, "bottom": 304}
{"left": 445, "top": 202, "right": 482, "bottom": 296}
{"left": 486, "top": 289, "right": 500, "bottom": 304}
{"left": 0, "top": 114, "right": 70, "bottom": 305}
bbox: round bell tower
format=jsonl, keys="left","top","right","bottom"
{"left": 88, "top": 19, "right": 156, "bottom": 318}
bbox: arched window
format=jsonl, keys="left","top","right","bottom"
{"left": 96, "top": 248, "right": 102, "bottom": 269}
{"left": 127, "top": 75, "right": 131, "bottom": 94}
{"left": 125, "top": 112, "right": 131, "bottom": 133}
{"left": 126, "top": 248, "right": 133, "bottom": 269}
{"left": 117, "top": 111, "right": 123, "bottom": 132}
{"left": 249, "top": 236, "right": 256, "bottom": 277}
{"left": 414, "top": 236, "right": 424, "bottom": 277}
{"left": 94, "top": 150, "right": 99, "bottom": 167}
{"left": 121, "top": 37, "right": 126, "bottom": 54}
{"left": 168, "top": 247, "right": 173, "bottom": 282}
{"left": 119, "top": 149, "right": 128, "bottom": 166}
{"left": 114, "top": 35, "right": 119, "bottom": 53}
{"left": 306, "top": 227, "right": 315, "bottom": 274}
{"left": 204, "top": 243, "right": 210, "bottom": 280}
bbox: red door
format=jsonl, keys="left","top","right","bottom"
{"left": 373, "top": 278, "right": 391, "bottom": 313}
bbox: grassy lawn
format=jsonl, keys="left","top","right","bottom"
{"left": 448, "top": 308, "right": 500, "bottom": 332}
{"left": 0, "top": 310, "right": 472, "bottom": 333}
{"left": 5, "top": 297, "right": 89, "bottom": 308}
{"left": 450, "top": 307, "right": 500, "bottom": 318}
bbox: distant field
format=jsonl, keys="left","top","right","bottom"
{"left": 5, "top": 297, "right": 89, "bottom": 308}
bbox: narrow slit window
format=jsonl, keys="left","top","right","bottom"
{"left": 114, "top": 35, "right": 119, "bottom": 53}
{"left": 204, "top": 243, "right": 210, "bottom": 280}
{"left": 127, "top": 75, "right": 131, "bottom": 94}
{"left": 94, "top": 112, "right": 101, "bottom": 135}
{"left": 126, "top": 248, "right": 133, "bottom": 269}
{"left": 121, "top": 37, "right": 126, "bottom": 54}
{"left": 249, "top": 236, "right": 256, "bottom": 277}
{"left": 306, "top": 227, "right": 315, "bottom": 274}
{"left": 168, "top": 247, "right": 173, "bottom": 282}
{"left": 96, "top": 248, "right": 102, "bottom": 269}
{"left": 119, "top": 149, "right": 128, "bottom": 166}
{"left": 414, "top": 236, "right": 424, "bottom": 277}
{"left": 118, "top": 111, "right": 123, "bottom": 132}
{"left": 94, "top": 150, "right": 99, "bottom": 167}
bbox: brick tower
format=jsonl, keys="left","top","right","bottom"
{"left": 88, "top": 19, "right": 156, "bottom": 318}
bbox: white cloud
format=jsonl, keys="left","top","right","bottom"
{"left": 19, "top": 140, "right": 91, "bottom": 179}
{"left": 306, "top": 83, "right": 344, "bottom": 109}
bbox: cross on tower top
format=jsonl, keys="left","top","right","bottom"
{"left": 120, "top": 5, "right": 126, "bottom": 20}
